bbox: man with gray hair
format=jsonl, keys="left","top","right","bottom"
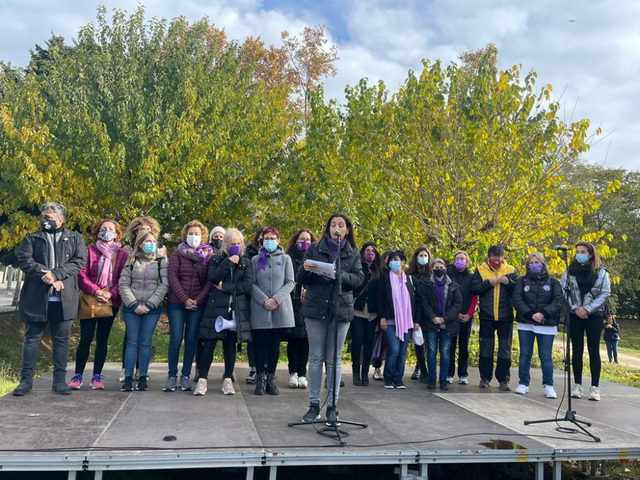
{"left": 12, "top": 202, "right": 87, "bottom": 396}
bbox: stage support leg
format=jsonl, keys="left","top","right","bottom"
{"left": 95, "top": 471, "right": 103, "bottom": 480}
{"left": 246, "top": 466, "right": 255, "bottom": 480}
{"left": 591, "top": 460, "right": 598, "bottom": 476}
{"left": 535, "top": 462, "right": 544, "bottom": 480}
{"left": 397, "top": 463, "right": 428, "bottom": 480}
{"left": 68, "top": 472, "right": 76, "bottom": 480}
{"left": 553, "top": 461, "right": 562, "bottom": 480}
{"left": 269, "top": 465, "right": 278, "bottom": 480}
{"left": 601, "top": 460, "right": 606, "bottom": 476}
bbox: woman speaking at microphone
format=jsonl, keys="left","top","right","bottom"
{"left": 296, "top": 213, "right": 364, "bottom": 424}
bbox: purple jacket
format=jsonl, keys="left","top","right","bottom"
{"left": 78, "top": 244, "right": 129, "bottom": 308}
{"left": 168, "top": 248, "right": 213, "bottom": 306}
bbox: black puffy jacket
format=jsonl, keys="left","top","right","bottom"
{"left": 377, "top": 271, "right": 417, "bottom": 322}
{"left": 200, "top": 253, "right": 253, "bottom": 342}
{"left": 353, "top": 267, "right": 379, "bottom": 315}
{"left": 283, "top": 247, "right": 307, "bottom": 340}
{"left": 446, "top": 265, "right": 475, "bottom": 315}
{"left": 296, "top": 237, "right": 364, "bottom": 323}
{"left": 512, "top": 272, "right": 562, "bottom": 327}
{"left": 471, "top": 261, "right": 519, "bottom": 322}
{"left": 415, "top": 275, "right": 462, "bottom": 336}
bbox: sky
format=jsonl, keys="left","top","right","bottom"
{"left": 1, "top": 0, "right": 637, "bottom": 170}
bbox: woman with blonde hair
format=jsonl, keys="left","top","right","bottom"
{"left": 512, "top": 252, "right": 562, "bottom": 398}
{"left": 195, "top": 228, "right": 254, "bottom": 396}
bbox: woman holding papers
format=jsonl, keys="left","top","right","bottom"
{"left": 296, "top": 213, "right": 364, "bottom": 425}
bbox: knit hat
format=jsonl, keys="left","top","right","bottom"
{"left": 209, "top": 226, "right": 226, "bottom": 242}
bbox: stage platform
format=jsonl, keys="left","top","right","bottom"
{"left": 1, "top": 362, "right": 640, "bottom": 480}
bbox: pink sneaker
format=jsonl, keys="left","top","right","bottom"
{"left": 69, "top": 374, "right": 83, "bottom": 390}
{"left": 90, "top": 374, "right": 105, "bottom": 390}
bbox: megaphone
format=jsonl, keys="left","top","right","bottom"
{"left": 215, "top": 316, "right": 236, "bottom": 332}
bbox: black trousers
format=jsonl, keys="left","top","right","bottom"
{"left": 199, "top": 332, "right": 237, "bottom": 380}
{"left": 287, "top": 338, "right": 309, "bottom": 376}
{"left": 478, "top": 319, "right": 512, "bottom": 383}
{"left": 75, "top": 308, "right": 118, "bottom": 375}
{"left": 448, "top": 318, "right": 473, "bottom": 378}
{"left": 350, "top": 316, "right": 377, "bottom": 375}
{"left": 569, "top": 313, "right": 603, "bottom": 387}
{"left": 252, "top": 329, "right": 282, "bottom": 375}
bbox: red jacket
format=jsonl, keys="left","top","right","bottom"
{"left": 168, "top": 249, "right": 213, "bottom": 306}
{"left": 77, "top": 244, "right": 129, "bottom": 307}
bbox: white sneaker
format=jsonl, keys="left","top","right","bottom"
{"left": 543, "top": 385, "right": 557, "bottom": 399}
{"left": 289, "top": 373, "right": 299, "bottom": 388}
{"left": 589, "top": 386, "right": 600, "bottom": 401}
{"left": 515, "top": 384, "right": 529, "bottom": 395}
{"left": 458, "top": 376, "right": 468, "bottom": 385}
{"left": 571, "top": 384, "right": 583, "bottom": 398}
{"left": 222, "top": 378, "right": 235, "bottom": 395}
{"left": 194, "top": 378, "right": 207, "bottom": 396}
{"left": 446, "top": 376, "right": 454, "bottom": 384}
{"left": 298, "top": 376, "right": 308, "bottom": 389}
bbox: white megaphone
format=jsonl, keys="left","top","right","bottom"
{"left": 215, "top": 316, "right": 236, "bottom": 333}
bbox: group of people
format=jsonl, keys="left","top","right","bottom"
{"left": 12, "top": 202, "right": 613, "bottom": 426}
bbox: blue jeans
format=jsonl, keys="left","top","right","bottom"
{"left": 426, "top": 329, "right": 452, "bottom": 381}
{"left": 383, "top": 325, "right": 411, "bottom": 382}
{"left": 605, "top": 340, "right": 618, "bottom": 362}
{"left": 166, "top": 302, "right": 204, "bottom": 378}
{"left": 518, "top": 329, "right": 555, "bottom": 386}
{"left": 122, "top": 306, "right": 162, "bottom": 378}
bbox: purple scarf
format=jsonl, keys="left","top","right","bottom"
{"left": 434, "top": 275, "right": 447, "bottom": 316}
{"left": 95, "top": 240, "right": 122, "bottom": 288}
{"left": 177, "top": 242, "right": 213, "bottom": 266}
{"left": 326, "top": 237, "right": 346, "bottom": 261}
{"left": 390, "top": 271, "right": 412, "bottom": 340}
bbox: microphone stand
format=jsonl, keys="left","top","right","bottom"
{"left": 288, "top": 233, "right": 368, "bottom": 446}
{"left": 523, "top": 248, "right": 600, "bottom": 442}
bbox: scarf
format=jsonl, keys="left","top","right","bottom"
{"left": 487, "top": 258, "right": 503, "bottom": 270}
{"left": 568, "top": 261, "right": 597, "bottom": 297}
{"left": 95, "top": 240, "right": 122, "bottom": 288}
{"left": 326, "top": 237, "right": 346, "bottom": 261}
{"left": 390, "top": 271, "right": 412, "bottom": 340}
{"left": 434, "top": 274, "right": 447, "bottom": 316}
{"left": 177, "top": 242, "right": 213, "bottom": 266}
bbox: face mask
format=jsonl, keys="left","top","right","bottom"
{"left": 187, "top": 235, "right": 201, "bottom": 248}
{"left": 228, "top": 245, "right": 241, "bottom": 256}
{"left": 99, "top": 230, "right": 116, "bottom": 242}
{"left": 575, "top": 253, "right": 589, "bottom": 265}
{"left": 263, "top": 239, "right": 278, "bottom": 252}
{"left": 434, "top": 268, "right": 446, "bottom": 278}
{"left": 454, "top": 259, "right": 466, "bottom": 270}
{"left": 529, "top": 263, "right": 543, "bottom": 274}
{"left": 389, "top": 261, "right": 402, "bottom": 272}
{"left": 363, "top": 251, "right": 376, "bottom": 263}
{"left": 297, "top": 240, "right": 310, "bottom": 252}
{"left": 417, "top": 257, "right": 429, "bottom": 266}
{"left": 488, "top": 259, "right": 503, "bottom": 270}
{"left": 41, "top": 217, "right": 57, "bottom": 232}
{"left": 211, "top": 238, "right": 223, "bottom": 250}
{"left": 143, "top": 242, "right": 157, "bottom": 254}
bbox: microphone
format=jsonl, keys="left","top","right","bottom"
{"left": 333, "top": 229, "right": 341, "bottom": 238}
{"left": 554, "top": 245, "right": 570, "bottom": 251}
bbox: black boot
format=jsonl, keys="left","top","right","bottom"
{"left": 254, "top": 373, "right": 265, "bottom": 395}
{"left": 12, "top": 380, "right": 32, "bottom": 396}
{"left": 353, "top": 372, "right": 362, "bottom": 386}
{"left": 265, "top": 373, "right": 279, "bottom": 395}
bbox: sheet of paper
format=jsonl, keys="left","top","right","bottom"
{"left": 306, "top": 260, "right": 335, "bottom": 279}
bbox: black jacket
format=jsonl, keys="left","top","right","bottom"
{"left": 415, "top": 275, "right": 462, "bottom": 336}
{"left": 512, "top": 272, "right": 562, "bottom": 326}
{"left": 18, "top": 228, "right": 87, "bottom": 322}
{"left": 603, "top": 320, "right": 620, "bottom": 342}
{"left": 283, "top": 247, "right": 307, "bottom": 340}
{"left": 296, "top": 237, "right": 364, "bottom": 323}
{"left": 353, "top": 267, "right": 379, "bottom": 315}
{"left": 200, "top": 253, "right": 254, "bottom": 342}
{"left": 446, "top": 265, "right": 475, "bottom": 316}
{"left": 377, "top": 271, "right": 417, "bottom": 323}
{"left": 471, "top": 262, "right": 519, "bottom": 322}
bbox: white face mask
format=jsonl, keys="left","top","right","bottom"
{"left": 187, "top": 234, "right": 201, "bottom": 248}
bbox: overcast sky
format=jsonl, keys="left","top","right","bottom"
{"left": 1, "top": 0, "right": 637, "bottom": 170}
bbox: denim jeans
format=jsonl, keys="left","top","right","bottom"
{"left": 166, "top": 302, "right": 204, "bottom": 378}
{"left": 383, "top": 325, "right": 411, "bottom": 382}
{"left": 122, "top": 306, "right": 162, "bottom": 378}
{"left": 518, "top": 329, "right": 555, "bottom": 386}
{"left": 605, "top": 340, "right": 618, "bottom": 362}
{"left": 306, "top": 318, "right": 350, "bottom": 408}
{"left": 426, "top": 329, "right": 452, "bottom": 381}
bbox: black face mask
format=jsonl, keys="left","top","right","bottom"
{"left": 433, "top": 269, "right": 446, "bottom": 278}
{"left": 40, "top": 217, "right": 58, "bottom": 233}
{"left": 211, "top": 238, "right": 223, "bottom": 250}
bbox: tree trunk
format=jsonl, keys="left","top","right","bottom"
{"left": 12, "top": 269, "right": 22, "bottom": 307}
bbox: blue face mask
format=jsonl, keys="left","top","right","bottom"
{"left": 389, "top": 261, "right": 402, "bottom": 272}
{"left": 263, "top": 239, "right": 278, "bottom": 252}
{"left": 417, "top": 257, "right": 428, "bottom": 266}
{"left": 143, "top": 242, "right": 157, "bottom": 254}
{"left": 575, "top": 253, "right": 589, "bottom": 265}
